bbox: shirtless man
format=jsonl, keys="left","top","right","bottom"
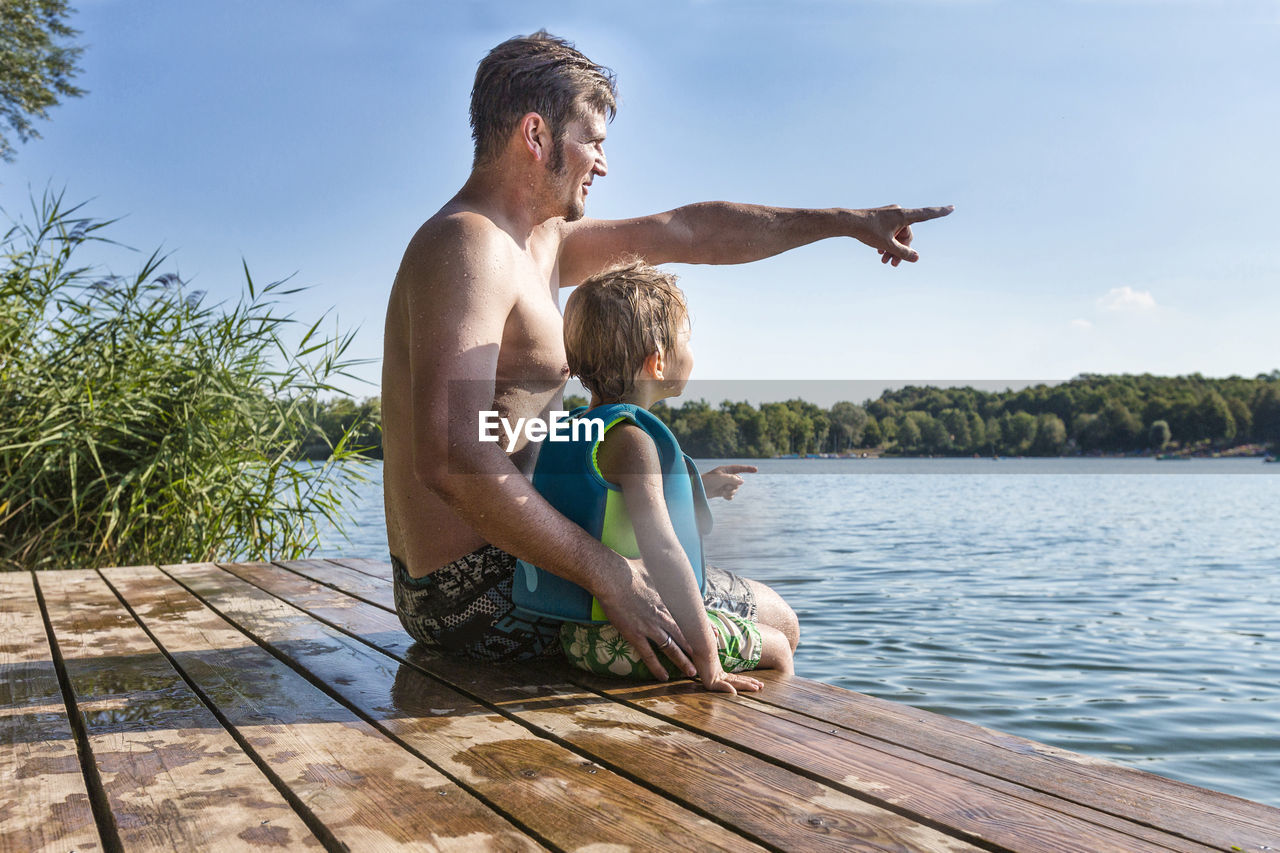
{"left": 382, "top": 31, "right": 952, "bottom": 678}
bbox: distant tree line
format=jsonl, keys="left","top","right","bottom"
{"left": 311, "top": 372, "right": 1280, "bottom": 460}
{"left": 578, "top": 372, "right": 1280, "bottom": 458}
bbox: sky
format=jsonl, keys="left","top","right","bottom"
{"left": 4, "top": 0, "right": 1278, "bottom": 405}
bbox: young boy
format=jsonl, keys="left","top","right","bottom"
{"left": 517, "top": 261, "right": 795, "bottom": 694}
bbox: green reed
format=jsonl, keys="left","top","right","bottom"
{"left": 0, "top": 190, "right": 372, "bottom": 570}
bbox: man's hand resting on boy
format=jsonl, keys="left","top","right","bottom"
{"left": 702, "top": 465, "right": 758, "bottom": 500}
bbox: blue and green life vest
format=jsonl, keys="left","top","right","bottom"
{"left": 511, "top": 403, "right": 712, "bottom": 623}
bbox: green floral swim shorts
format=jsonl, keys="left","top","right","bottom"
{"left": 561, "top": 609, "right": 764, "bottom": 680}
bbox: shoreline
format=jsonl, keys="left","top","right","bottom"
{"left": 772, "top": 443, "right": 1274, "bottom": 461}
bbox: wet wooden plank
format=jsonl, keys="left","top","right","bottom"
{"left": 309, "top": 557, "right": 1280, "bottom": 852}
{"left": 36, "top": 569, "right": 319, "bottom": 851}
{"left": 745, "top": 674, "right": 1280, "bottom": 853}
{"left": 736, "top": 684, "right": 1229, "bottom": 853}
{"left": 165, "top": 561, "right": 765, "bottom": 852}
{"left": 251, "top": 561, "right": 985, "bottom": 853}
{"left": 424, "top": 661, "right": 1224, "bottom": 853}
{"left": 276, "top": 558, "right": 394, "bottom": 609}
{"left": 100, "top": 565, "right": 543, "bottom": 852}
{"left": 587, "top": 681, "right": 1229, "bottom": 853}
{"left": 328, "top": 556, "right": 396, "bottom": 581}
{"left": 0, "top": 572, "right": 102, "bottom": 853}
{"left": 272, "top": 559, "right": 1223, "bottom": 853}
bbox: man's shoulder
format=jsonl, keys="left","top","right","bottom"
{"left": 394, "top": 209, "right": 522, "bottom": 300}
{"left": 409, "top": 207, "right": 512, "bottom": 257}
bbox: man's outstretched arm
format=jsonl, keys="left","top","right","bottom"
{"left": 557, "top": 202, "right": 953, "bottom": 287}
{"left": 398, "top": 217, "right": 695, "bottom": 679}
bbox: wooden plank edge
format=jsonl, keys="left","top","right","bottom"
{"left": 27, "top": 570, "right": 120, "bottom": 853}
{"left": 325, "top": 557, "right": 393, "bottom": 580}
{"left": 3, "top": 571, "right": 109, "bottom": 853}
{"left": 271, "top": 559, "right": 392, "bottom": 611}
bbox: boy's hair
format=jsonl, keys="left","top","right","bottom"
{"left": 470, "top": 30, "right": 618, "bottom": 167}
{"left": 564, "top": 261, "right": 688, "bottom": 402}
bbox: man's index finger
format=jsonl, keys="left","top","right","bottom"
{"left": 906, "top": 205, "right": 955, "bottom": 223}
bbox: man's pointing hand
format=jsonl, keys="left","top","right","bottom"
{"left": 853, "top": 204, "right": 954, "bottom": 267}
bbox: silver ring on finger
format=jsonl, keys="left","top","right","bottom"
{"left": 659, "top": 633, "right": 673, "bottom": 649}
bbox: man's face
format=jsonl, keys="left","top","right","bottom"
{"left": 546, "top": 108, "right": 608, "bottom": 222}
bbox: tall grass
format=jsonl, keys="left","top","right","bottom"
{"left": 0, "top": 191, "right": 372, "bottom": 570}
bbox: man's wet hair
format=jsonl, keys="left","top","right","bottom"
{"left": 470, "top": 30, "right": 618, "bottom": 168}
{"left": 563, "top": 261, "right": 688, "bottom": 403}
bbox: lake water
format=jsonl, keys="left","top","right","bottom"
{"left": 315, "top": 457, "right": 1280, "bottom": 808}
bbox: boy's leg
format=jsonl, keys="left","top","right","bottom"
{"left": 756, "top": 623, "right": 794, "bottom": 674}
{"left": 561, "top": 622, "right": 677, "bottom": 680}
{"left": 704, "top": 565, "right": 800, "bottom": 653}
{"left": 743, "top": 578, "right": 800, "bottom": 652}
{"left": 565, "top": 610, "right": 787, "bottom": 680}
{"left": 706, "top": 610, "right": 792, "bottom": 675}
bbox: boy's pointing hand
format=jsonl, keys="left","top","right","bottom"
{"left": 702, "top": 465, "right": 758, "bottom": 500}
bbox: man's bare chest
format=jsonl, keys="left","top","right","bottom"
{"left": 495, "top": 283, "right": 568, "bottom": 390}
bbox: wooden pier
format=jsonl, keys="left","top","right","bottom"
{"left": 3, "top": 558, "right": 1278, "bottom": 851}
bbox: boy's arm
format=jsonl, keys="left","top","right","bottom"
{"left": 596, "top": 424, "right": 762, "bottom": 694}
{"left": 556, "top": 202, "right": 953, "bottom": 287}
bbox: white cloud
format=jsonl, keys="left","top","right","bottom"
{"left": 1097, "top": 286, "right": 1158, "bottom": 312}
{"left": 1071, "top": 318, "right": 1094, "bottom": 330}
